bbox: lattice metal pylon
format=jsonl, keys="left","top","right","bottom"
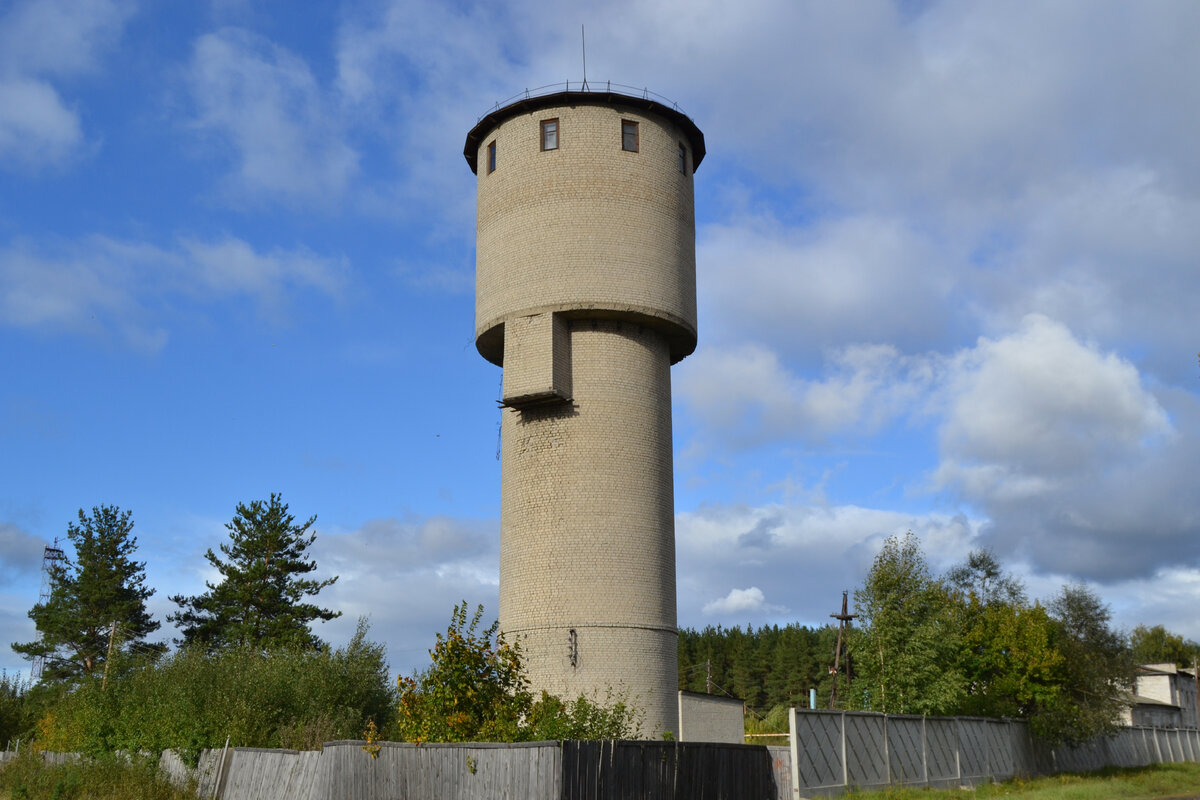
{"left": 31, "top": 540, "right": 66, "bottom": 680}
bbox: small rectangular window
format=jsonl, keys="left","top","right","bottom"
{"left": 621, "top": 120, "right": 638, "bottom": 152}
{"left": 487, "top": 140, "right": 497, "bottom": 173}
{"left": 678, "top": 142, "right": 687, "bottom": 173}
{"left": 541, "top": 119, "right": 558, "bottom": 151}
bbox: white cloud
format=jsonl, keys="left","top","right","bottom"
{"left": 678, "top": 340, "right": 934, "bottom": 450}
{"left": 0, "top": 78, "right": 85, "bottom": 167}
{"left": 679, "top": 307, "right": 1194, "bottom": 585}
{"left": 929, "top": 316, "right": 1197, "bottom": 581}
{"left": 698, "top": 216, "right": 962, "bottom": 359}
{"left": 0, "top": 522, "right": 45, "bottom": 582}
{"left": 677, "top": 503, "right": 982, "bottom": 628}
{"left": 936, "top": 314, "right": 1170, "bottom": 487}
{"left": 979, "top": 168, "right": 1200, "bottom": 383}
{"left": 310, "top": 515, "right": 501, "bottom": 677}
{"left": 181, "top": 237, "right": 348, "bottom": 301}
{"left": 0, "top": 0, "right": 131, "bottom": 169}
{"left": 0, "top": 0, "right": 130, "bottom": 77}
{"left": 703, "top": 587, "right": 780, "bottom": 616}
{"left": 187, "top": 28, "right": 359, "bottom": 205}
{"left": 0, "top": 234, "right": 347, "bottom": 349}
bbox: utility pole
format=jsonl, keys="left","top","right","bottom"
{"left": 828, "top": 591, "right": 858, "bottom": 709}
{"left": 101, "top": 621, "right": 118, "bottom": 691}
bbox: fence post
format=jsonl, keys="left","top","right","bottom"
{"left": 955, "top": 718, "right": 962, "bottom": 785}
{"left": 788, "top": 707, "right": 801, "bottom": 800}
{"left": 922, "top": 716, "right": 928, "bottom": 787}
{"left": 211, "top": 737, "right": 231, "bottom": 800}
{"left": 883, "top": 713, "right": 891, "bottom": 787}
{"left": 841, "top": 711, "right": 849, "bottom": 791}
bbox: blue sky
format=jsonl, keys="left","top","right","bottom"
{"left": 3, "top": 0, "right": 1199, "bottom": 680}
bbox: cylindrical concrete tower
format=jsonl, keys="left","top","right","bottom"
{"left": 465, "top": 89, "right": 704, "bottom": 737}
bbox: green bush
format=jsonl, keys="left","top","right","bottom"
{"left": 395, "top": 603, "right": 643, "bottom": 742}
{"left": 37, "top": 618, "right": 395, "bottom": 761}
{"left": 0, "top": 751, "right": 199, "bottom": 800}
{"left": 1, "top": 671, "right": 37, "bottom": 747}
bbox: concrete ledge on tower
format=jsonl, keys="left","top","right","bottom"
{"left": 500, "top": 312, "right": 572, "bottom": 409}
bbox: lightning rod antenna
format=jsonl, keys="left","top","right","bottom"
{"left": 581, "top": 25, "right": 590, "bottom": 91}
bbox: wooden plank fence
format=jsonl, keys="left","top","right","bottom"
{"left": 159, "top": 739, "right": 777, "bottom": 799}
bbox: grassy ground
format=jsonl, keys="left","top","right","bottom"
{"left": 841, "top": 762, "right": 1200, "bottom": 799}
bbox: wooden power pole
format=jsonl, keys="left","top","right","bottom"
{"left": 828, "top": 591, "right": 858, "bottom": 709}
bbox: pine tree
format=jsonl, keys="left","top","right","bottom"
{"left": 13, "top": 505, "right": 161, "bottom": 683}
{"left": 168, "top": 494, "right": 340, "bottom": 650}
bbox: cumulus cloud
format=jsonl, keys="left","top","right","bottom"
{"left": 678, "top": 341, "right": 935, "bottom": 449}
{"left": 679, "top": 308, "right": 1193, "bottom": 586}
{"left": 311, "top": 515, "right": 500, "bottom": 676}
{"left": 677, "top": 503, "right": 981, "bottom": 628}
{"left": 935, "top": 314, "right": 1170, "bottom": 490}
{"left": 0, "top": 0, "right": 132, "bottom": 169}
{"left": 0, "top": 235, "right": 347, "bottom": 349}
{"left": 698, "top": 215, "right": 963, "bottom": 359}
{"left": 979, "top": 168, "right": 1200, "bottom": 383}
{"left": 702, "top": 587, "right": 782, "bottom": 616}
{"left": 928, "top": 315, "right": 1199, "bottom": 580}
{"left": 0, "top": 522, "right": 45, "bottom": 582}
{"left": 0, "top": 78, "right": 85, "bottom": 167}
{"left": 187, "top": 28, "right": 359, "bottom": 205}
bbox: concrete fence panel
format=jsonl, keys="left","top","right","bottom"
{"left": 788, "top": 710, "right": 845, "bottom": 792}
{"left": 789, "top": 708, "right": 1200, "bottom": 797}
{"left": 923, "top": 717, "right": 959, "bottom": 787}
{"left": 843, "top": 712, "right": 887, "bottom": 790}
{"left": 885, "top": 716, "right": 924, "bottom": 785}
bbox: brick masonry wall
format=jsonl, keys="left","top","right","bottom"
{"left": 474, "top": 101, "right": 698, "bottom": 365}
{"left": 471, "top": 95, "right": 700, "bottom": 738}
{"left": 499, "top": 320, "right": 678, "bottom": 736}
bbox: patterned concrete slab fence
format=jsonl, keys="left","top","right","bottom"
{"left": 788, "top": 708, "right": 1200, "bottom": 797}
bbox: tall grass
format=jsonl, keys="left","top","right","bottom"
{"left": 0, "top": 751, "right": 200, "bottom": 800}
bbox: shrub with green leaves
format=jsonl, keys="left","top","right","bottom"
{"left": 1, "top": 670, "right": 37, "bottom": 747}
{"left": 0, "top": 750, "right": 199, "bottom": 800}
{"left": 37, "top": 618, "right": 395, "bottom": 761}
{"left": 395, "top": 603, "right": 642, "bottom": 742}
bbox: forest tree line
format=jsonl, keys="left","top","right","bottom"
{"left": 678, "top": 532, "right": 1200, "bottom": 745}
{"left": 5, "top": 503, "right": 1199, "bottom": 755}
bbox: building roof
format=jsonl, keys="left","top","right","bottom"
{"left": 1128, "top": 693, "right": 1181, "bottom": 710}
{"left": 1137, "top": 663, "right": 1197, "bottom": 678}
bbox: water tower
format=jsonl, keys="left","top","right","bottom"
{"left": 465, "top": 85, "right": 704, "bottom": 736}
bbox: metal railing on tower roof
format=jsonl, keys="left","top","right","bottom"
{"left": 479, "top": 81, "right": 690, "bottom": 122}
